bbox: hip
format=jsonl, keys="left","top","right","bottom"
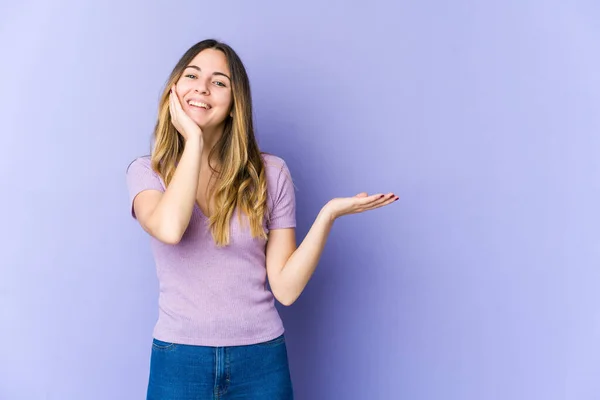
{"left": 146, "top": 334, "right": 293, "bottom": 399}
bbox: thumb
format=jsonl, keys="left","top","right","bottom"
{"left": 355, "top": 192, "right": 368, "bottom": 198}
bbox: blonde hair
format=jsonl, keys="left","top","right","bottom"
{"left": 150, "top": 39, "right": 269, "bottom": 246}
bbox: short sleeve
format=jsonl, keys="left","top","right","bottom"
{"left": 125, "top": 156, "right": 165, "bottom": 219}
{"left": 267, "top": 158, "right": 296, "bottom": 230}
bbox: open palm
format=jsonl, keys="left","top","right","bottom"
{"left": 325, "top": 192, "right": 398, "bottom": 220}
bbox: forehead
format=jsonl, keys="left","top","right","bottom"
{"left": 187, "top": 49, "right": 229, "bottom": 73}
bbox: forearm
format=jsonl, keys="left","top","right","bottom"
{"left": 150, "top": 138, "right": 203, "bottom": 241}
{"left": 278, "top": 206, "right": 335, "bottom": 305}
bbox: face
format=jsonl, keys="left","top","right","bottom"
{"left": 175, "top": 49, "right": 233, "bottom": 130}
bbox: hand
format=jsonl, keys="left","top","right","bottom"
{"left": 324, "top": 192, "right": 398, "bottom": 221}
{"left": 169, "top": 84, "right": 202, "bottom": 142}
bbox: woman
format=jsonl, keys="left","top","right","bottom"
{"left": 126, "top": 39, "right": 398, "bottom": 399}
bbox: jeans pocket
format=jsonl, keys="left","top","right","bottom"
{"left": 152, "top": 338, "right": 178, "bottom": 351}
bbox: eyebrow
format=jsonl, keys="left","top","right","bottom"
{"left": 184, "top": 65, "right": 231, "bottom": 81}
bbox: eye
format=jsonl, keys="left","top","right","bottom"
{"left": 184, "top": 74, "right": 197, "bottom": 79}
{"left": 213, "top": 81, "right": 226, "bottom": 87}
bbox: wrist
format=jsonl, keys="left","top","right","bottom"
{"left": 320, "top": 203, "right": 337, "bottom": 224}
{"left": 184, "top": 135, "right": 203, "bottom": 147}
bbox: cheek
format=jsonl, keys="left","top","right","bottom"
{"left": 222, "top": 94, "right": 234, "bottom": 112}
{"left": 174, "top": 89, "right": 185, "bottom": 103}
{"left": 175, "top": 80, "right": 191, "bottom": 95}
{"left": 215, "top": 94, "right": 233, "bottom": 112}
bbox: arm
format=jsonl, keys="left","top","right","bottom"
{"left": 266, "top": 208, "right": 334, "bottom": 306}
{"left": 266, "top": 192, "right": 398, "bottom": 306}
{"left": 133, "top": 138, "right": 203, "bottom": 244}
{"left": 132, "top": 85, "right": 205, "bottom": 244}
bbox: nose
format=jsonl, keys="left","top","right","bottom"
{"left": 194, "top": 79, "right": 209, "bottom": 95}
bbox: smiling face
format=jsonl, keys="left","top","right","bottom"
{"left": 175, "top": 48, "right": 233, "bottom": 131}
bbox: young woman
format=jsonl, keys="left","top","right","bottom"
{"left": 126, "top": 39, "right": 398, "bottom": 399}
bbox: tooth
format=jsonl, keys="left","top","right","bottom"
{"left": 189, "top": 101, "right": 209, "bottom": 109}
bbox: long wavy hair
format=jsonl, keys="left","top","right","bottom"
{"left": 150, "top": 39, "right": 269, "bottom": 247}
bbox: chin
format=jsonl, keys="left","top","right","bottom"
{"left": 200, "top": 118, "right": 228, "bottom": 131}
{"left": 194, "top": 121, "right": 222, "bottom": 132}
{"left": 192, "top": 119, "right": 206, "bottom": 128}
{"left": 190, "top": 116, "right": 210, "bottom": 129}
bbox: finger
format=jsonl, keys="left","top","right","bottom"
{"left": 378, "top": 193, "right": 398, "bottom": 205}
{"left": 172, "top": 93, "right": 181, "bottom": 111}
{"left": 169, "top": 94, "right": 180, "bottom": 129}
{"left": 170, "top": 91, "right": 177, "bottom": 111}
{"left": 356, "top": 194, "right": 381, "bottom": 206}
{"left": 172, "top": 89, "right": 184, "bottom": 112}
{"left": 364, "top": 195, "right": 398, "bottom": 211}
{"left": 365, "top": 193, "right": 395, "bottom": 207}
{"left": 361, "top": 193, "right": 389, "bottom": 204}
{"left": 169, "top": 86, "right": 175, "bottom": 104}
{"left": 355, "top": 192, "right": 368, "bottom": 198}
{"left": 169, "top": 93, "right": 176, "bottom": 120}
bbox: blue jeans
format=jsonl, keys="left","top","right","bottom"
{"left": 146, "top": 334, "right": 294, "bottom": 399}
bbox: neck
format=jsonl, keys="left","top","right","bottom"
{"left": 200, "top": 124, "right": 224, "bottom": 169}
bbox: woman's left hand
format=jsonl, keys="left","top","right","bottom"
{"left": 324, "top": 192, "right": 399, "bottom": 221}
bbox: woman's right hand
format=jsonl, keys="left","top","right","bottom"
{"left": 169, "top": 84, "right": 203, "bottom": 142}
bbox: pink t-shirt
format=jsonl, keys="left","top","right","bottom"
{"left": 125, "top": 153, "right": 296, "bottom": 346}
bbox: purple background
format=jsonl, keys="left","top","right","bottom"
{"left": 1, "top": 1, "right": 597, "bottom": 399}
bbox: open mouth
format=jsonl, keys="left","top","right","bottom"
{"left": 187, "top": 100, "right": 211, "bottom": 110}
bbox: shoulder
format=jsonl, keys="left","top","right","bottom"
{"left": 260, "top": 152, "right": 297, "bottom": 204}
{"left": 125, "top": 155, "right": 165, "bottom": 189}
{"left": 126, "top": 155, "right": 153, "bottom": 173}
{"left": 261, "top": 152, "right": 288, "bottom": 171}
{"left": 261, "top": 152, "right": 293, "bottom": 178}
{"left": 261, "top": 152, "right": 294, "bottom": 184}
